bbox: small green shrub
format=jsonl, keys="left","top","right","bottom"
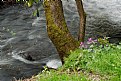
{"left": 63, "top": 38, "right": 121, "bottom": 80}
{"left": 36, "top": 38, "right": 121, "bottom": 81}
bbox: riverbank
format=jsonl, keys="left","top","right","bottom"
{"left": 21, "top": 38, "right": 121, "bottom": 81}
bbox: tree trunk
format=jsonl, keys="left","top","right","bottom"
{"left": 44, "top": 0, "right": 79, "bottom": 62}
{"left": 75, "top": 0, "right": 86, "bottom": 42}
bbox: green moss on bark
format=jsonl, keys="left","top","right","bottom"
{"left": 44, "top": 0, "right": 79, "bottom": 62}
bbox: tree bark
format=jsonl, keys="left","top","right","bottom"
{"left": 44, "top": 0, "right": 79, "bottom": 62}
{"left": 75, "top": 0, "right": 86, "bottom": 42}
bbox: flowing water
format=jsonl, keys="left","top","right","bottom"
{"left": 0, "top": 0, "right": 121, "bottom": 80}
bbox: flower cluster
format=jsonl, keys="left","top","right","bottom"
{"left": 87, "top": 38, "right": 97, "bottom": 44}
{"left": 80, "top": 38, "right": 97, "bottom": 49}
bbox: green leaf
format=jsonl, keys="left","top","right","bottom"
{"left": 27, "top": 0, "right": 34, "bottom": 7}
{"left": 33, "top": 10, "right": 37, "bottom": 16}
{"left": 117, "top": 45, "right": 121, "bottom": 49}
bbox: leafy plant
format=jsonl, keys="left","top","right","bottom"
{"left": 34, "top": 37, "right": 121, "bottom": 81}
{"left": 63, "top": 38, "right": 121, "bottom": 80}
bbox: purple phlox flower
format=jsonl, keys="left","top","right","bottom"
{"left": 93, "top": 39, "right": 98, "bottom": 43}
{"left": 80, "top": 42, "right": 84, "bottom": 46}
{"left": 87, "top": 38, "right": 97, "bottom": 44}
{"left": 80, "top": 42, "right": 87, "bottom": 48}
{"left": 88, "top": 38, "right": 93, "bottom": 42}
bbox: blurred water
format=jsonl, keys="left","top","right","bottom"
{"left": 0, "top": 3, "right": 61, "bottom": 81}
{"left": 63, "top": 0, "right": 121, "bottom": 39}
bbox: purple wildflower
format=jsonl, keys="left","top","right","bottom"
{"left": 87, "top": 38, "right": 97, "bottom": 44}
{"left": 80, "top": 42, "right": 87, "bottom": 48}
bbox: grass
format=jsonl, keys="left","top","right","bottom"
{"left": 27, "top": 39, "right": 121, "bottom": 81}
{"left": 36, "top": 70, "right": 88, "bottom": 81}
{"left": 63, "top": 42, "right": 121, "bottom": 81}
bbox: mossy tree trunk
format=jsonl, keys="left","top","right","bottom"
{"left": 75, "top": 0, "right": 86, "bottom": 42}
{"left": 44, "top": 0, "right": 79, "bottom": 62}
